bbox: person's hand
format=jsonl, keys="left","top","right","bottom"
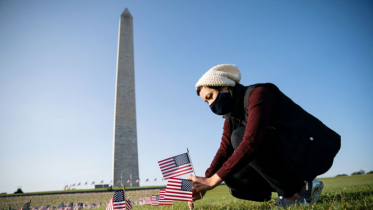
{"left": 191, "top": 189, "right": 206, "bottom": 201}
{"left": 187, "top": 174, "right": 223, "bottom": 193}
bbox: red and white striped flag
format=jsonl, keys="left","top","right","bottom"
{"left": 106, "top": 190, "right": 125, "bottom": 210}
{"left": 151, "top": 195, "right": 159, "bottom": 206}
{"left": 144, "top": 196, "right": 152, "bottom": 205}
{"left": 158, "top": 153, "right": 194, "bottom": 179}
{"left": 125, "top": 200, "right": 132, "bottom": 210}
{"left": 138, "top": 199, "right": 145, "bottom": 206}
{"left": 159, "top": 189, "right": 173, "bottom": 205}
{"left": 164, "top": 177, "right": 193, "bottom": 202}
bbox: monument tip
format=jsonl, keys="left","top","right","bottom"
{"left": 121, "top": 8, "right": 132, "bottom": 18}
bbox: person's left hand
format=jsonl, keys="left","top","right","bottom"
{"left": 187, "top": 173, "right": 223, "bottom": 193}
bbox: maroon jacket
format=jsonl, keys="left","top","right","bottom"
{"left": 205, "top": 86, "right": 275, "bottom": 179}
{"left": 205, "top": 83, "right": 341, "bottom": 181}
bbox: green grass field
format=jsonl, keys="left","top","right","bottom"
{"left": 1, "top": 174, "right": 372, "bottom": 210}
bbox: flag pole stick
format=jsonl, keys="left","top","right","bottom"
{"left": 186, "top": 148, "right": 203, "bottom": 199}
{"left": 122, "top": 184, "right": 126, "bottom": 200}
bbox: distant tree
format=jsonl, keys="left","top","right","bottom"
{"left": 367, "top": 171, "right": 373, "bottom": 174}
{"left": 14, "top": 188, "right": 23, "bottom": 194}
{"left": 336, "top": 174, "right": 348, "bottom": 177}
{"left": 351, "top": 169, "right": 365, "bottom": 176}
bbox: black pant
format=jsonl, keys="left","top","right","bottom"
{"left": 225, "top": 127, "right": 305, "bottom": 201}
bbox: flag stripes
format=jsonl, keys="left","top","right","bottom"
{"left": 164, "top": 178, "right": 193, "bottom": 202}
{"left": 106, "top": 190, "right": 126, "bottom": 210}
{"left": 158, "top": 153, "right": 194, "bottom": 179}
{"left": 159, "top": 189, "right": 173, "bottom": 205}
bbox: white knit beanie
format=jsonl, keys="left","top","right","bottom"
{"left": 195, "top": 64, "right": 241, "bottom": 90}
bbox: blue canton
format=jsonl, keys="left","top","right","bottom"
{"left": 173, "top": 153, "right": 190, "bottom": 166}
{"left": 181, "top": 179, "right": 192, "bottom": 192}
{"left": 113, "top": 190, "right": 125, "bottom": 202}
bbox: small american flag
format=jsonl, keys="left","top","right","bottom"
{"left": 57, "top": 203, "right": 64, "bottom": 210}
{"left": 126, "top": 180, "right": 130, "bottom": 183}
{"left": 73, "top": 203, "right": 82, "bottom": 210}
{"left": 138, "top": 199, "right": 145, "bottom": 206}
{"left": 117, "top": 180, "right": 121, "bottom": 184}
{"left": 151, "top": 195, "right": 159, "bottom": 206}
{"left": 164, "top": 177, "right": 193, "bottom": 202}
{"left": 125, "top": 200, "right": 132, "bottom": 210}
{"left": 100, "top": 180, "right": 104, "bottom": 184}
{"left": 106, "top": 190, "right": 126, "bottom": 210}
{"left": 159, "top": 189, "right": 173, "bottom": 205}
{"left": 64, "top": 203, "right": 73, "bottom": 210}
{"left": 135, "top": 179, "right": 140, "bottom": 183}
{"left": 21, "top": 200, "right": 31, "bottom": 210}
{"left": 77, "top": 183, "right": 81, "bottom": 186}
{"left": 158, "top": 153, "right": 194, "bottom": 179}
{"left": 145, "top": 179, "right": 149, "bottom": 182}
{"left": 144, "top": 196, "right": 152, "bottom": 205}
{"left": 91, "top": 181, "right": 95, "bottom": 185}
{"left": 84, "top": 182, "right": 87, "bottom": 186}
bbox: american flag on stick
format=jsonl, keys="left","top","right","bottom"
{"left": 159, "top": 189, "right": 173, "bottom": 205}
{"left": 57, "top": 202, "right": 64, "bottom": 210}
{"left": 151, "top": 195, "right": 159, "bottom": 206}
{"left": 73, "top": 203, "right": 82, "bottom": 210}
{"left": 164, "top": 177, "right": 193, "bottom": 202}
{"left": 64, "top": 202, "right": 73, "bottom": 210}
{"left": 21, "top": 200, "right": 31, "bottom": 210}
{"left": 144, "top": 196, "right": 151, "bottom": 205}
{"left": 125, "top": 200, "right": 132, "bottom": 210}
{"left": 158, "top": 153, "right": 194, "bottom": 179}
{"left": 106, "top": 190, "right": 126, "bottom": 210}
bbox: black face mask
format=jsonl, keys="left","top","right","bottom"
{"left": 209, "top": 91, "right": 233, "bottom": 115}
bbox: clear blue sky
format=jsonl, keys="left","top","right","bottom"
{"left": 0, "top": 0, "right": 372, "bottom": 194}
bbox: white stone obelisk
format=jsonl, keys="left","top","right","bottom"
{"left": 112, "top": 8, "right": 139, "bottom": 187}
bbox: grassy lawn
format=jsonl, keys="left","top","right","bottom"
{"left": 1, "top": 174, "right": 372, "bottom": 209}
{"left": 131, "top": 174, "right": 373, "bottom": 209}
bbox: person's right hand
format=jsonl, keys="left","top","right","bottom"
{"left": 192, "top": 189, "right": 206, "bottom": 201}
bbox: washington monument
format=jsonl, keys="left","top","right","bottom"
{"left": 112, "top": 8, "right": 139, "bottom": 187}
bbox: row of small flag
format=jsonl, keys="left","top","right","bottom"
{"left": 18, "top": 151, "right": 196, "bottom": 210}
{"left": 64, "top": 178, "right": 166, "bottom": 189}
{"left": 106, "top": 151, "right": 195, "bottom": 209}
{"left": 17, "top": 201, "right": 106, "bottom": 210}
{"left": 104, "top": 177, "right": 191, "bottom": 210}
